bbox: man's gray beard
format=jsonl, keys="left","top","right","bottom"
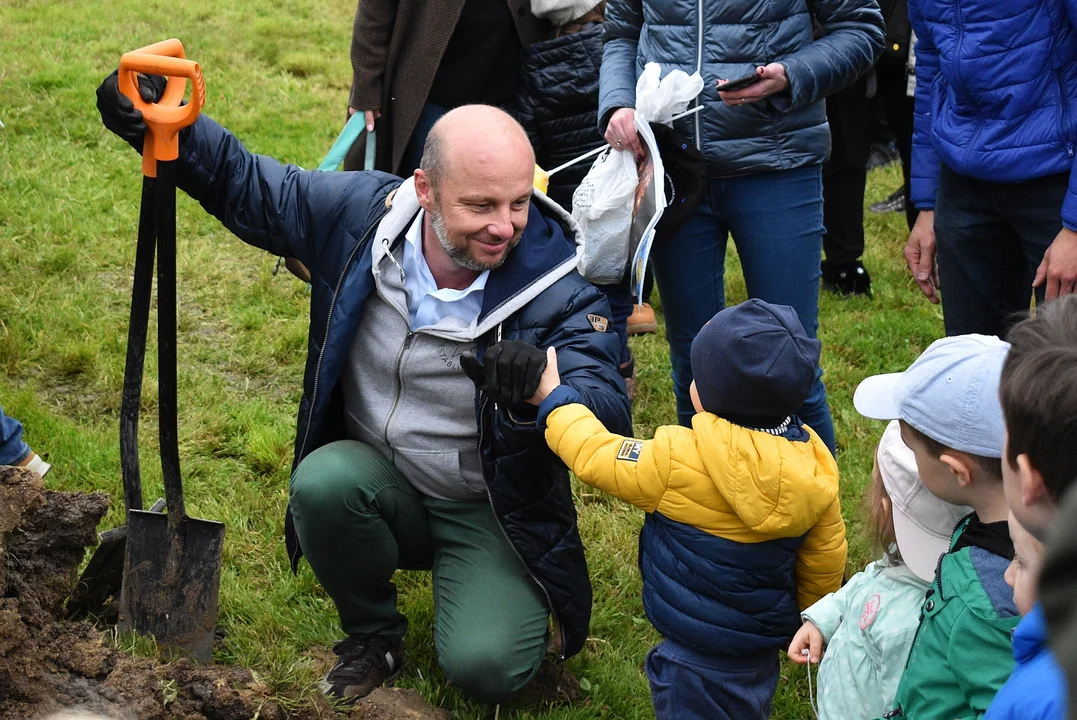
{"left": 430, "top": 207, "right": 510, "bottom": 272}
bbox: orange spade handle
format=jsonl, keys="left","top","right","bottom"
{"left": 118, "top": 39, "right": 204, "bottom": 177}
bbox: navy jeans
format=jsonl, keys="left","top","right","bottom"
{"left": 401, "top": 104, "right": 451, "bottom": 179}
{"left": 934, "top": 165, "right": 1064, "bottom": 338}
{"left": 0, "top": 403, "right": 30, "bottom": 466}
{"left": 650, "top": 165, "right": 836, "bottom": 453}
{"left": 646, "top": 640, "right": 779, "bottom": 720}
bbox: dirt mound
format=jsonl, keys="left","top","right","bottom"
{"left": 0, "top": 466, "right": 448, "bottom": 720}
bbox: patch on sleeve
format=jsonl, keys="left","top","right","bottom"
{"left": 616, "top": 439, "right": 643, "bottom": 462}
{"left": 587, "top": 313, "right": 609, "bottom": 332}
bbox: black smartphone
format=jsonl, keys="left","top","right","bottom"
{"left": 716, "top": 72, "right": 762, "bottom": 92}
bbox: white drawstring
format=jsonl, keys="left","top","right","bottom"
{"left": 804, "top": 648, "right": 820, "bottom": 718}
{"left": 545, "top": 105, "right": 705, "bottom": 178}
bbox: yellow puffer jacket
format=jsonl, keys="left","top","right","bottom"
{"left": 545, "top": 402, "right": 847, "bottom": 610}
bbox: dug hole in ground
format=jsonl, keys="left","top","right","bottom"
{"left": 0, "top": 465, "right": 450, "bottom": 720}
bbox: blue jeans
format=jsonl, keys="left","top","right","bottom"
{"left": 401, "top": 104, "right": 451, "bottom": 179}
{"left": 646, "top": 640, "right": 779, "bottom": 720}
{"left": 596, "top": 275, "right": 634, "bottom": 367}
{"left": 0, "top": 403, "right": 30, "bottom": 466}
{"left": 650, "top": 165, "right": 836, "bottom": 453}
{"left": 934, "top": 164, "right": 1063, "bottom": 337}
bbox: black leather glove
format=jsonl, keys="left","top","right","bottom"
{"left": 96, "top": 69, "right": 167, "bottom": 151}
{"left": 461, "top": 340, "right": 548, "bottom": 409}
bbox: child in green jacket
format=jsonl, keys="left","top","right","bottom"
{"left": 854, "top": 334, "right": 1020, "bottom": 720}
{"left": 788, "top": 420, "right": 970, "bottom": 719}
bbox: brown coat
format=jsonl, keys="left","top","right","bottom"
{"left": 345, "top": 0, "right": 549, "bottom": 174}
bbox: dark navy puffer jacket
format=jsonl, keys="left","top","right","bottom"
{"left": 173, "top": 116, "right": 632, "bottom": 658}
{"left": 517, "top": 24, "right": 607, "bottom": 210}
{"left": 599, "top": 0, "right": 884, "bottom": 176}
{"left": 641, "top": 513, "right": 804, "bottom": 657}
{"left": 908, "top": 0, "right": 1077, "bottom": 227}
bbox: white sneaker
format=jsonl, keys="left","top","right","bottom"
{"left": 19, "top": 451, "right": 51, "bottom": 478}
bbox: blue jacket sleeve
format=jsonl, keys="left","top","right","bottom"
{"left": 778, "top": 0, "right": 885, "bottom": 111}
{"left": 528, "top": 282, "right": 632, "bottom": 438}
{"left": 597, "top": 0, "right": 644, "bottom": 131}
{"left": 908, "top": 0, "right": 941, "bottom": 210}
{"left": 174, "top": 115, "right": 394, "bottom": 274}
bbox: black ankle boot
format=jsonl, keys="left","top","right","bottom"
{"left": 821, "top": 260, "right": 872, "bottom": 297}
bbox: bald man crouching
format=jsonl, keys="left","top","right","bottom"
{"left": 97, "top": 74, "right": 630, "bottom": 705}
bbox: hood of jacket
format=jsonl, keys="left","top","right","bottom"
{"left": 370, "top": 177, "right": 586, "bottom": 338}
{"left": 690, "top": 413, "right": 839, "bottom": 538}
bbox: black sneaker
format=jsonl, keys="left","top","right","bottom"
{"left": 319, "top": 635, "right": 404, "bottom": 704}
{"left": 821, "top": 261, "right": 872, "bottom": 297}
{"left": 869, "top": 186, "right": 906, "bottom": 214}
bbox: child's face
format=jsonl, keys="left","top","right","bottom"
{"left": 899, "top": 422, "right": 964, "bottom": 505}
{"left": 689, "top": 381, "right": 705, "bottom": 414}
{"left": 1004, "top": 511, "right": 1044, "bottom": 616}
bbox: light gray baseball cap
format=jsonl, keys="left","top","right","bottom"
{"left": 853, "top": 334, "right": 1010, "bottom": 459}
{"left": 878, "top": 420, "right": 971, "bottom": 582}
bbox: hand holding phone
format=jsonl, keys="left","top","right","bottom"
{"left": 716, "top": 71, "right": 762, "bottom": 93}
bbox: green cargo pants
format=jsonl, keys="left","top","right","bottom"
{"left": 289, "top": 440, "right": 549, "bottom": 702}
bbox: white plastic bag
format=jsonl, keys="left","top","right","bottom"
{"left": 634, "top": 63, "right": 704, "bottom": 125}
{"left": 572, "top": 147, "right": 639, "bottom": 284}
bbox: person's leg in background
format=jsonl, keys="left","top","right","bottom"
{"left": 400, "top": 104, "right": 452, "bottom": 179}
{"left": 875, "top": 62, "right": 918, "bottom": 231}
{"left": 595, "top": 276, "right": 637, "bottom": 398}
{"left": 646, "top": 640, "right": 780, "bottom": 720}
{"left": 0, "top": 403, "right": 31, "bottom": 466}
{"left": 0, "top": 402, "right": 48, "bottom": 475}
{"left": 997, "top": 172, "right": 1069, "bottom": 330}
{"left": 933, "top": 165, "right": 1028, "bottom": 337}
{"left": 719, "top": 165, "right": 837, "bottom": 454}
{"left": 426, "top": 499, "right": 549, "bottom": 704}
{"left": 821, "top": 76, "right": 874, "bottom": 296}
{"left": 650, "top": 187, "right": 728, "bottom": 426}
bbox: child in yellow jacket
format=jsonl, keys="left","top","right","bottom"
{"left": 528, "top": 298, "right": 847, "bottom": 720}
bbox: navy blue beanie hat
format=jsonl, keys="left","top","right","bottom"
{"left": 689, "top": 299, "right": 821, "bottom": 422}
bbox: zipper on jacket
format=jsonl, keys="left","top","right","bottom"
{"left": 694, "top": 0, "right": 704, "bottom": 149}
{"left": 298, "top": 206, "right": 391, "bottom": 462}
{"left": 1055, "top": 66, "right": 1075, "bottom": 157}
{"left": 478, "top": 392, "right": 567, "bottom": 660}
{"left": 382, "top": 331, "right": 415, "bottom": 458}
{"left": 952, "top": 2, "right": 983, "bottom": 174}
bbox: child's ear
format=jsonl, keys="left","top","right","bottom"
{"left": 1016, "top": 453, "right": 1050, "bottom": 508}
{"left": 940, "top": 452, "right": 974, "bottom": 488}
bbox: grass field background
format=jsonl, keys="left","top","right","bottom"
{"left": 0, "top": 1, "right": 945, "bottom": 716}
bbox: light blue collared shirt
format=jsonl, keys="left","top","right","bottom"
{"left": 401, "top": 210, "right": 489, "bottom": 330}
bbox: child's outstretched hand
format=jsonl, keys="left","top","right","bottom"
{"left": 526, "top": 346, "right": 561, "bottom": 406}
{"left": 787, "top": 621, "right": 825, "bottom": 665}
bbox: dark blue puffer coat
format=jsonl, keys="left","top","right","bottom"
{"left": 172, "top": 116, "right": 632, "bottom": 658}
{"left": 599, "top": 0, "right": 884, "bottom": 176}
{"left": 908, "top": 0, "right": 1077, "bottom": 228}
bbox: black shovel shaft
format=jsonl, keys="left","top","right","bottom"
{"left": 156, "top": 159, "right": 185, "bottom": 521}
{"left": 119, "top": 174, "right": 159, "bottom": 513}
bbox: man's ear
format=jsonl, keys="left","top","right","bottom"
{"left": 1016, "top": 453, "right": 1050, "bottom": 507}
{"left": 414, "top": 169, "right": 434, "bottom": 211}
{"left": 940, "top": 452, "right": 974, "bottom": 488}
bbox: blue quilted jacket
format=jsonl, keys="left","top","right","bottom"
{"left": 599, "top": 0, "right": 884, "bottom": 176}
{"left": 909, "top": 0, "right": 1077, "bottom": 228}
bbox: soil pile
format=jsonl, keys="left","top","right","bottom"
{"left": 0, "top": 466, "right": 449, "bottom": 720}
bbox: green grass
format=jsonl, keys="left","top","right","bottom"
{"left": 0, "top": 1, "right": 944, "bottom": 716}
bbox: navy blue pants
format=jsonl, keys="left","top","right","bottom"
{"left": 650, "top": 165, "right": 836, "bottom": 453}
{"left": 0, "top": 403, "right": 29, "bottom": 466}
{"left": 646, "top": 640, "right": 780, "bottom": 720}
{"left": 934, "top": 164, "right": 1064, "bottom": 338}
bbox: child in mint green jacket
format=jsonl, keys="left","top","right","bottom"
{"left": 788, "top": 420, "right": 970, "bottom": 719}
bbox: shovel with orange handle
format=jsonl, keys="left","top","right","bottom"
{"left": 69, "top": 39, "right": 224, "bottom": 661}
